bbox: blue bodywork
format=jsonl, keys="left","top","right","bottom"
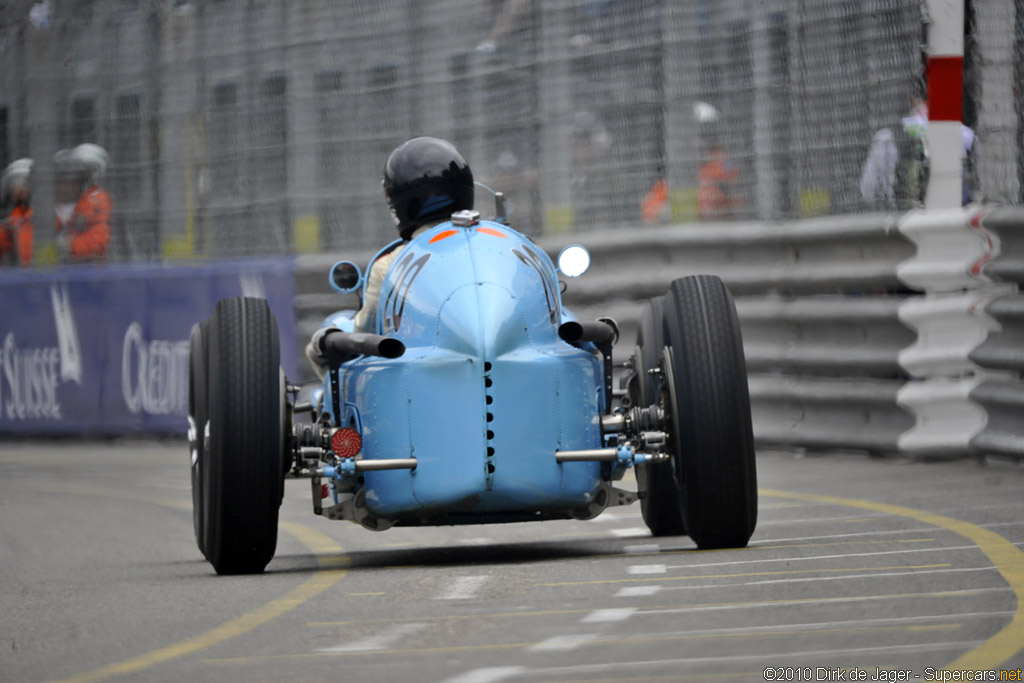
{"left": 317, "top": 220, "right": 607, "bottom": 526}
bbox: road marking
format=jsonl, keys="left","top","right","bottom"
{"left": 761, "top": 489, "right": 1024, "bottom": 671}
{"left": 628, "top": 564, "right": 666, "bottom": 574}
{"left": 751, "top": 538, "right": 935, "bottom": 550}
{"left": 204, "top": 621, "right": 976, "bottom": 665}
{"left": 536, "top": 563, "right": 951, "bottom": 586}
{"left": 528, "top": 634, "right": 600, "bottom": 651}
{"left": 623, "top": 543, "right": 660, "bottom": 554}
{"left": 438, "top": 575, "right": 490, "bottom": 600}
{"left": 664, "top": 543, "right": 983, "bottom": 570}
{"left": 661, "top": 565, "right": 1002, "bottom": 592}
{"left": 309, "top": 588, "right": 1004, "bottom": 628}
{"left": 757, "top": 514, "right": 887, "bottom": 526}
{"left": 645, "top": 587, "right": 1010, "bottom": 615}
{"left": 754, "top": 528, "right": 935, "bottom": 543}
{"left": 444, "top": 666, "right": 525, "bottom": 683}
{"left": 648, "top": 611, "right": 1011, "bottom": 637}
{"left": 609, "top": 527, "right": 650, "bottom": 537}
{"left": 754, "top": 520, "right": 1023, "bottom": 545}
{"left": 56, "top": 521, "right": 348, "bottom": 683}
{"left": 322, "top": 623, "right": 426, "bottom": 652}
{"left": 519, "top": 641, "right": 985, "bottom": 678}
{"left": 458, "top": 537, "right": 496, "bottom": 546}
{"left": 615, "top": 585, "right": 662, "bottom": 598}
{"left": 580, "top": 608, "right": 636, "bottom": 623}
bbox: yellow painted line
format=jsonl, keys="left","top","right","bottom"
{"left": 762, "top": 489, "right": 1024, "bottom": 671}
{"left": 207, "top": 621, "right": 961, "bottom": 664}
{"left": 535, "top": 563, "right": 951, "bottom": 587}
{"left": 52, "top": 521, "right": 347, "bottom": 683}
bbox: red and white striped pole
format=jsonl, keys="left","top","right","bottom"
{"left": 924, "top": 0, "right": 966, "bottom": 210}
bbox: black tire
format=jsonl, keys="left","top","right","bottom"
{"left": 189, "top": 321, "right": 209, "bottom": 559}
{"left": 635, "top": 297, "right": 686, "bottom": 537}
{"left": 202, "top": 297, "right": 284, "bottom": 574}
{"left": 662, "top": 275, "right": 757, "bottom": 549}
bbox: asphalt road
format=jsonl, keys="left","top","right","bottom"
{"left": 1, "top": 441, "right": 1022, "bottom": 683}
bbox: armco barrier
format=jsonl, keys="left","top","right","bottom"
{"left": 738, "top": 295, "right": 911, "bottom": 376}
{"left": 970, "top": 295, "right": 1024, "bottom": 372}
{"left": 895, "top": 206, "right": 1024, "bottom": 461}
{"left": 979, "top": 207, "right": 1024, "bottom": 285}
{"left": 0, "top": 259, "right": 296, "bottom": 436}
{"left": 750, "top": 376, "right": 912, "bottom": 454}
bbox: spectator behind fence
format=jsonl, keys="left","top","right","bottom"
{"left": 860, "top": 98, "right": 977, "bottom": 210}
{"left": 695, "top": 102, "right": 743, "bottom": 222}
{"left": 55, "top": 144, "right": 112, "bottom": 263}
{"left": 1, "top": 158, "right": 34, "bottom": 266}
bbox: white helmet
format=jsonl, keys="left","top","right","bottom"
{"left": 1, "top": 158, "right": 33, "bottom": 204}
{"left": 73, "top": 143, "right": 108, "bottom": 184}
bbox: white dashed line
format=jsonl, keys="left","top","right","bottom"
{"left": 437, "top": 575, "right": 490, "bottom": 600}
{"left": 458, "top": 537, "right": 495, "bottom": 546}
{"left": 623, "top": 543, "right": 660, "bottom": 554}
{"left": 615, "top": 585, "right": 662, "bottom": 598}
{"left": 321, "top": 623, "right": 426, "bottom": 652}
{"left": 627, "top": 564, "right": 666, "bottom": 574}
{"left": 580, "top": 608, "right": 636, "bottom": 623}
{"left": 528, "top": 634, "right": 600, "bottom": 651}
{"left": 609, "top": 528, "right": 650, "bottom": 538}
{"left": 444, "top": 666, "right": 525, "bottom": 683}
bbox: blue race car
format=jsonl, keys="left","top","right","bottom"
{"left": 188, "top": 203, "right": 757, "bottom": 575}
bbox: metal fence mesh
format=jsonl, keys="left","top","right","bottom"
{"left": 0, "top": 0, "right": 1021, "bottom": 262}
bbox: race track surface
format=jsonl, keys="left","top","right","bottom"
{"left": 1, "top": 442, "right": 1022, "bottom": 683}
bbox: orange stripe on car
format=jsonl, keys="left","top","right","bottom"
{"left": 429, "top": 229, "right": 458, "bottom": 244}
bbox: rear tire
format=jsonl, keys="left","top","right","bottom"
{"left": 189, "top": 321, "right": 209, "bottom": 559}
{"left": 635, "top": 297, "right": 686, "bottom": 537}
{"left": 202, "top": 297, "right": 284, "bottom": 574}
{"left": 662, "top": 275, "right": 757, "bottom": 549}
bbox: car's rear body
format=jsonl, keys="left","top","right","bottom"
{"left": 326, "top": 221, "right": 606, "bottom": 525}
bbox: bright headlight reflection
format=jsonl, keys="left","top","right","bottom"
{"left": 557, "top": 245, "right": 591, "bottom": 278}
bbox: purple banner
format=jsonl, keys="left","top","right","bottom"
{"left": 0, "top": 258, "right": 296, "bottom": 435}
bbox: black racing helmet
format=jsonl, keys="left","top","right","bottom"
{"left": 383, "top": 137, "right": 474, "bottom": 239}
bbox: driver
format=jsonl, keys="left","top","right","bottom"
{"left": 307, "top": 136, "right": 475, "bottom": 375}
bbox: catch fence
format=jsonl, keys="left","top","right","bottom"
{"left": 1, "top": 0, "right": 1021, "bottom": 262}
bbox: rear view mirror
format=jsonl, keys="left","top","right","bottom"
{"left": 329, "top": 260, "right": 363, "bottom": 294}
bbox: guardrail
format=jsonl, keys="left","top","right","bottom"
{"left": 293, "top": 208, "right": 1024, "bottom": 461}
{"left": 893, "top": 206, "right": 1024, "bottom": 461}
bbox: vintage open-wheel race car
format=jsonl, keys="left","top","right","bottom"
{"left": 188, "top": 196, "right": 757, "bottom": 575}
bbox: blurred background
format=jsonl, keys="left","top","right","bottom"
{"left": 1, "top": 0, "right": 1021, "bottom": 264}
